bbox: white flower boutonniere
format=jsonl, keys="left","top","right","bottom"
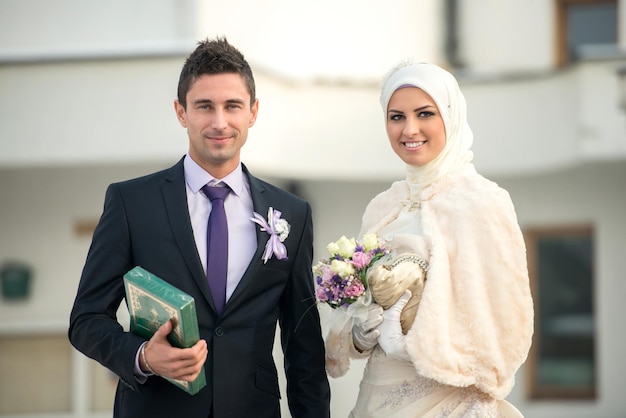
{"left": 250, "top": 207, "right": 290, "bottom": 263}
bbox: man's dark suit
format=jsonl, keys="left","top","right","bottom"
{"left": 68, "top": 158, "right": 331, "bottom": 418}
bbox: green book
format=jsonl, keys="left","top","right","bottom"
{"left": 123, "top": 266, "right": 206, "bottom": 395}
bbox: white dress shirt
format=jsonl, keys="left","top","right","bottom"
{"left": 183, "top": 154, "right": 257, "bottom": 301}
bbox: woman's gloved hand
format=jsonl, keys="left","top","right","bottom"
{"left": 352, "top": 303, "right": 384, "bottom": 352}
{"left": 377, "top": 290, "right": 412, "bottom": 360}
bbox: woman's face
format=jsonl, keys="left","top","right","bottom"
{"left": 386, "top": 87, "right": 446, "bottom": 167}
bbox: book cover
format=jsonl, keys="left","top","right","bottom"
{"left": 123, "top": 266, "right": 206, "bottom": 395}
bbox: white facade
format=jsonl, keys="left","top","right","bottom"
{"left": 0, "top": 0, "right": 625, "bottom": 417}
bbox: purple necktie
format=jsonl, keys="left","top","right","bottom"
{"left": 202, "top": 185, "right": 230, "bottom": 314}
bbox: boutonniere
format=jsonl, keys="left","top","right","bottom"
{"left": 250, "top": 207, "right": 290, "bottom": 263}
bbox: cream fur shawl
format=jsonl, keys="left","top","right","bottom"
{"left": 325, "top": 165, "right": 534, "bottom": 400}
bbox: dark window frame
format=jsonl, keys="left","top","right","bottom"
{"left": 524, "top": 224, "right": 596, "bottom": 400}
{"left": 555, "top": 0, "right": 618, "bottom": 67}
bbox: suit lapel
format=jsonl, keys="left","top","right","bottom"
{"left": 160, "top": 159, "right": 216, "bottom": 310}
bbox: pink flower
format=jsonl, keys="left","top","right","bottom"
{"left": 344, "top": 281, "right": 365, "bottom": 297}
{"left": 321, "top": 265, "right": 334, "bottom": 284}
{"left": 316, "top": 287, "right": 328, "bottom": 302}
{"left": 351, "top": 251, "right": 372, "bottom": 269}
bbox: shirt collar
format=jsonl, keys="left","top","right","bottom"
{"left": 183, "top": 154, "right": 245, "bottom": 197}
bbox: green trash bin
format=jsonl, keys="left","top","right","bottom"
{"left": 1, "top": 262, "right": 32, "bottom": 300}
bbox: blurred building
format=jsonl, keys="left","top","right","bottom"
{"left": 0, "top": 1, "right": 624, "bottom": 417}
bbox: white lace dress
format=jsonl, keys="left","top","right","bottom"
{"left": 349, "top": 345, "right": 522, "bottom": 418}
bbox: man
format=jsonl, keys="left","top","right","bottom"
{"left": 69, "top": 37, "right": 331, "bottom": 418}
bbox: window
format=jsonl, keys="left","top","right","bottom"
{"left": 525, "top": 225, "right": 596, "bottom": 399}
{"left": 555, "top": 0, "right": 618, "bottom": 67}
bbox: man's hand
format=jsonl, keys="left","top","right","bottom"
{"left": 140, "top": 319, "right": 208, "bottom": 382}
{"left": 377, "top": 290, "right": 411, "bottom": 361}
{"left": 352, "top": 303, "right": 384, "bottom": 352}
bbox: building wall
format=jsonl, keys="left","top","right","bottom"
{"left": 0, "top": 0, "right": 195, "bottom": 50}
{"left": 459, "top": 0, "right": 554, "bottom": 72}
{"left": 2, "top": 57, "right": 624, "bottom": 178}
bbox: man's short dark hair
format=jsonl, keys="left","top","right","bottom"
{"left": 177, "top": 37, "right": 256, "bottom": 108}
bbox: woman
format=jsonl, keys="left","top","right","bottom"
{"left": 324, "top": 61, "right": 534, "bottom": 417}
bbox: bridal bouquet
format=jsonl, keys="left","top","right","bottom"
{"left": 314, "top": 234, "right": 389, "bottom": 309}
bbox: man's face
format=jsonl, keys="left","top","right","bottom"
{"left": 174, "top": 73, "right": 259, "bottom": 178}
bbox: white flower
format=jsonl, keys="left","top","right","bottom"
{"left": 274, "top": 219, "right": 290, "bottom": 242}
{"left": 330, "top": 259, "right": 355, "bottom": 277}
{"left": 327, "top": 241, "right": 340, "bottom": 256}
{"left": 336, "top": 236, "right": 357, "bottom": 259}
{"left": 361, "top": 233, "right": 380, "bottom": 252}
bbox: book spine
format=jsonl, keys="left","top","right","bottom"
{"left": 179, "top": 300, "right": 200, "bottom": 347}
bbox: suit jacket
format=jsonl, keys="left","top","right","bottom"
{"left": 68, "top": 158, "right": 331, "bottom": 418}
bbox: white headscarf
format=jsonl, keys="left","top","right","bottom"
{"left": 380, "top": 60, "right": 474, "bottom": 194}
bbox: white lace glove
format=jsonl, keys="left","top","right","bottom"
{"left": 352, "top": 303, "right": 384, "bottom": 352}
{"left": 377, "top": 290, "right": 412, "bottom": 361}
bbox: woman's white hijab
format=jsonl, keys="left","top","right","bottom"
{"left": 380, "top": 60, "right": 474, "bottom": 192}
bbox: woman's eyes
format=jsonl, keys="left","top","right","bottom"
{"left": 390, "top": 111, "right": 435, "bottom": 121}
